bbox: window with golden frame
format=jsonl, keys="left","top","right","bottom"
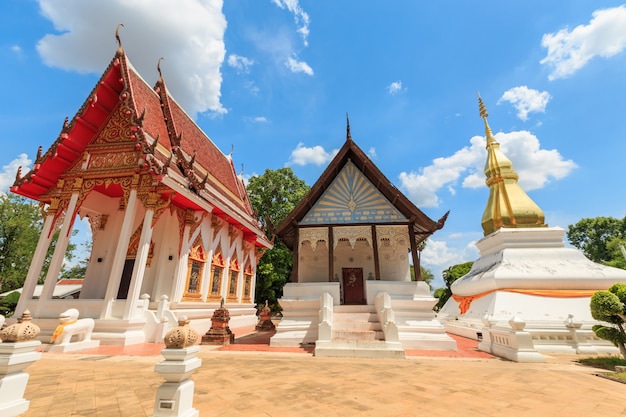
{"left": 182, "top": 244, "right": 206, "bottom": 301}
{"left": 227, "top": 258, "right": 240, "bottom": 301}
{"left": 243, "top": 263, "right": 254, "bottom": 302}
{"left": 208, "top": 250, "right": 225, "bottom": 301}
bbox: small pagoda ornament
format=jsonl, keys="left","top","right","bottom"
{"left": 255, "top": 300, "right": 276, "bottom": 332}
{"left": 0, "top": 310, "right": 40, "bottom": 342}
{"left": 163, "top": 316, "right": 198, "bottom": 349}
{"left": 201, "top": 298, "right": 234, "bottom": 345}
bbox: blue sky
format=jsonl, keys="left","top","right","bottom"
{"left": 2, "top": 1, "right": 626, "bottom": 289}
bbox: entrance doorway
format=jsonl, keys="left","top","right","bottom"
{"left": 117, "top": 259, "right": 135, "bottom": 299}
{"left": 342, "top": 267, "right": 365, "bottom": 304}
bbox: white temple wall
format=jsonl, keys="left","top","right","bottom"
{"left": 298, "top": 241, "right": 329, "bottom": 282}
{"left": 83, "top": 193, "right": 145, "bottom": 299}
{"left": 333, "top": 239, "right": 375, "bottom": 281}
{"left": 80, "top": 193, "right": 126, "bottom": 299}
{"left": 378, "top": 244, "right": 410, "bottom": 281}
{"left": 141, "top": 210, "right": 179, "bottom": 301}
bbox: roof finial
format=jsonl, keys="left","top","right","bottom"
{"left": 346, "top": 113, "right": 352, "bottom": 141}
{"left": 157, "top": 57, "right": 164, "bottom": 82}
{"left": 478, "top": 93, "right": 547, "bottom": 236}
{"left": 478, "top": 92, "right": 496, "bottom": 147}
{"left": 115, "top": 24, "right": 124, "bottom": 56}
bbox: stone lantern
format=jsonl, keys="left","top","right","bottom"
{"left": 152, "top": 316, "right": 201, "bottom": 417}
{"left": 0, "top": 310, "right": 42, "bottom": 417}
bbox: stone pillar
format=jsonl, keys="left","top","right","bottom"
{"left": 171, "top": 212, "right": 192, "bottom": 303}
{"left": 14, "top": 212, "right": 56, "bottom": 317}
{"left": 102, "top": 186, "right": 139, "bottom": 318}
{"left": 153, "top": 317, "right": 201, "bottom": 417}
{"left": 123, "top": 197, "right": 156, "bottom": 320}
{"left": 37, "top": 192, "right": 80, "bottom": 310}
{"left": 0, "top": 310, "right": 42, "bottom": 417}
{"left": 201, "top": 299, "right": 234, "bottom": 345}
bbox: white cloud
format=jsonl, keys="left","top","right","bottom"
{"left": 399, "top": 136, "right": 485, "bottom": 207}
{"left": 271, "top": 0, "right": 310, "bottom": 47}
{"left": 498, "top": 86, "right": 551, "bottom": 121}
{"left": 387, "top": 81, "right": 403, "bottom": 95}
{"left": 286, "top": 56, "right": 314, "bottom": 75}
{"left": 227, "top": 54, "right": 254, "bottom": 73}
{"left": 253, "top": 116, "right": 268, "bottom": 123}
{"left": 288, "top": 142, "right": 338, "bottom": 166}
{"left": 540, "top": 5, "right": 626, "bottom": 80}
{"left": 36, "top": 0, "right": 227, "bottom": 117}
{"left": 422, "top": 239, "right": 477, "bottom": 268}
{"left": 421, "top": 239, "right": 479, "bottom": 289}
{"left": 0, "top": 154, "right": 32, "bottom": 192}
{"left": 10, "top": 45, "right": 23, "bottom": 57}
{"left": 367, "top": 147, "right": 377, "bottom": 159}
{"left": 494, "top": 131, "right": 577, "bottom": 190}
{"left": 399, "top": 131, "right": 576, "bottom": 208}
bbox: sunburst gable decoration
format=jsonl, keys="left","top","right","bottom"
{"left": 300, "top": 160, "right": 406, "bottom": 225}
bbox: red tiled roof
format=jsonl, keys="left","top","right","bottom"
{"left": 11, "top": 46, "right": 269, "bottom": 247}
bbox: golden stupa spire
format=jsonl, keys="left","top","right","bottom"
{"left": 478, "top": 93, "right": 547, "bottom": 236}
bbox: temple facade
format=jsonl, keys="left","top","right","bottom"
{"left": 271, "top": 122, "right": 457, "bottom": 357}
{"left": 438, "top": 96, "right": 626, "bottom": 361}
{"left": 9, "top": 33, "right": 272, "bottom": 345}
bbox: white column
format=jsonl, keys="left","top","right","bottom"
{"left": 14, "top": 213, "right": 56, "bottom": 317}
{"left": 35, "top": 192, "right": 79, "bottom": 315}
{"left": 249, "top": 249, "right": 258, "bottom": 305}
{"left": 221, "top": 253, "right": 231, "bottom": 302}
{"left": 101, "top": 188, "right": 138, "bottom": 318}
{"left": 171, "top": 218, "right": 191, "bottom": 302}
{"left": 122, "top": 205, "right": 155, "bottom": 319}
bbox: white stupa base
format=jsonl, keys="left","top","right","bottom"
{"left": 438, "top": 227, "right": 626, "bottom": 359}
{"left": 46, "top": 339, "right": 101, "bottom": 353}
{"left": 0, "top": 341, "right": 41, "bottom": 417}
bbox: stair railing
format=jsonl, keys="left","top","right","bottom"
{"left": 375, "top": 292, "right": 399, "bottom": 342}
{"left": 318, "top": 292, "right": 333, "bottom": 342}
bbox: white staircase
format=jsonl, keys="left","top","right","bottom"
{"left": 314, "top": 305, "right": 405, "bottom": 358}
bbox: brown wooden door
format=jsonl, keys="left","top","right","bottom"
{"left": 342, "top": 267, "right": 365, "bottom": 304}
{"left": 117, "top": 259, "right": 135, "bottom": 299}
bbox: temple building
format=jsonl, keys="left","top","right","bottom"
{"left": 9, "top": 31, "right": 272, "bottom": 345}
{"left": 438, "top": 96, "right": 626, "bottom": 361}
{"left": 271, "top": 121, "right": 457, "bottom": 357}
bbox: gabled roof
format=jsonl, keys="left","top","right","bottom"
{"left": 275, "top": 122, "right": 448, "bottom": 250}
{"left": 11, "top": 36, "right": 270, "bottom": 248}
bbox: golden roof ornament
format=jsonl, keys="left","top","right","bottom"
{"left": 478, "top": 93, "right": 547, "bottom": 236}
{"left": 163, "top": 316, "right": 198, "bottom": 348}
{"left": 115, "top": 23, "right": 124, "bottom": 56}
{"left": 0, "top": 310, "right": 41, "bottom": 342}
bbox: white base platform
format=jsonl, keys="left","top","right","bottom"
{"left": 46, "top": 340, "right": 101, "bottom": 353}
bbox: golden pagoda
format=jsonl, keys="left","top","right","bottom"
{"left": 478, "top": 94, "right": 546, "bottom": 236}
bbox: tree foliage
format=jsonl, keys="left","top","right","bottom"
{"left": 0, "top": 194, "right": 81, "bottom": 305}
{"left": 247, "top": 168, "right": 309, "bottom": 236}
{"left": 433, "top": 261, "right": 474, "bottom": 311}
{"left": 590, "top": 283, "right": 626, "bottom": 358}
{"left": 0, "top": 194, "right": 45, "bottom": 293}
{"left": 410, "top": 264, "right": 434, "bottom": 289}
{"left": 567, "top": 216, "right": 626, "bottom": 267}
{"left": 247, "top": 168, "right": 310, "bottom": 312}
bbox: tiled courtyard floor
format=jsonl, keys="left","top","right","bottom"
{"left": 20, "top": 332, "right": 626, "bottom": 417}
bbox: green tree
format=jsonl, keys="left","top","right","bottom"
{"left": 410, "top": 265, "right": 434, "bottom": 289}
{"left": 247, "top": 168, "right": 310, "bottom": 312}
{"left": 0, "top": 194, "right": 45, "bottom": 293}
{"left": 590, "top": 283, "right": 626, "bottom": 358}
{"left": 0, "top": 291, "right": 20, "bottom": 317}
{"left": 567, "top": 216, "right": 626, "bottom": 265}
{"left": 433, "top": 261, "right": 474, "bottom": 311}
{"left": 0, "top": 194, "right": 80, "bottom": 297}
